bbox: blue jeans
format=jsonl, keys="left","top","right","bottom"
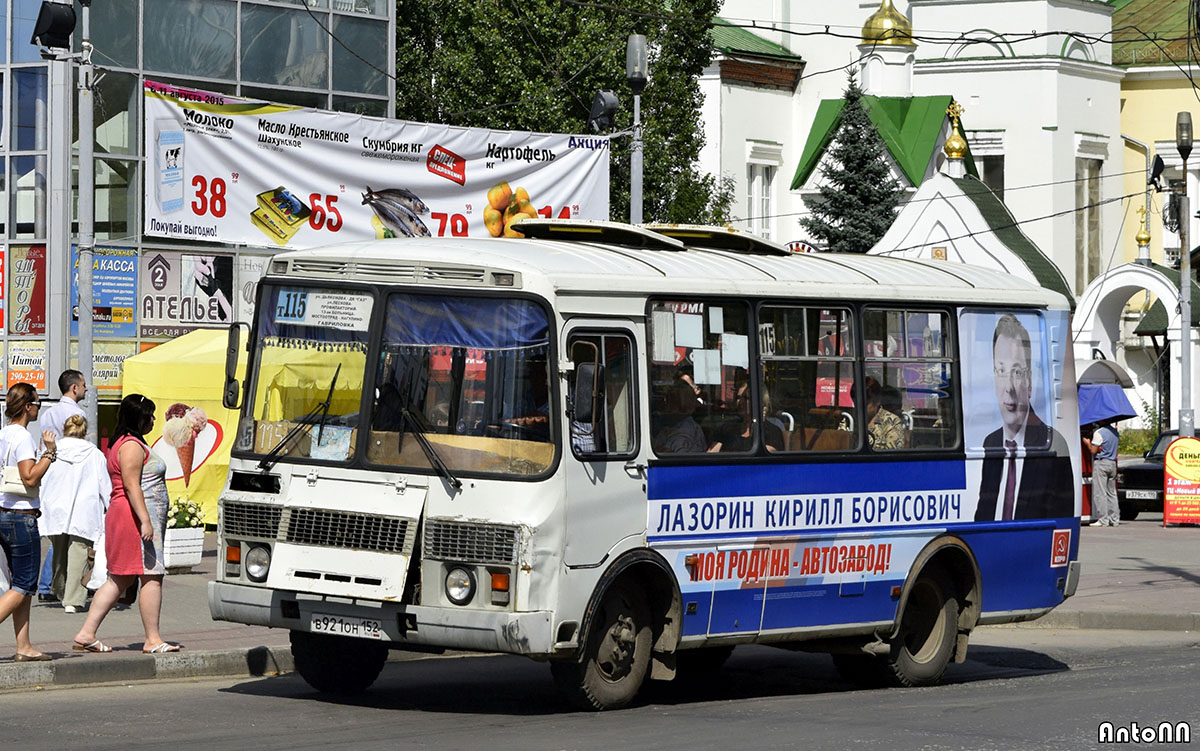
{"left": 38, "top": 542, "right": 53, "bottom": 594}
{"left": 0, "top": 510, "right": 41, "bottom": 596}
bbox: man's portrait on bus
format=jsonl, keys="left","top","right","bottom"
{"left": 974, "top": 313, "right": 1074, "bottom": 521}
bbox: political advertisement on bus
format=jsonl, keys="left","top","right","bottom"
{"left": 141, "top": 81, "right": 610, "bottom": 250}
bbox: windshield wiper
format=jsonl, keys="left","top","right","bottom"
{"left": 400, "top": 407, "right": 462, "bottom": 491}
{"left": 258, "top": 364, "right": 342, "bottom": 472}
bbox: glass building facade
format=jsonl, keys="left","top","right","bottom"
{"left": 1, "top": 0, "right": 394, "bottom": 406}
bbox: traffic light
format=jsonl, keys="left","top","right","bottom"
{"left": 588, "top": 91, "right": 618, "bottom": 133}
{"left": 31, "top": 1, "right": 77, "bottom": 51}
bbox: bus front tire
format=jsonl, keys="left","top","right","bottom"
{"left": 290, "top": 630, "right": 388, "bottom": 695}
{"left": 551, "top": 583, "right": 651, "bottom": 710}
{"left": 885, "top": 568, "right": 957, "bottom": 687}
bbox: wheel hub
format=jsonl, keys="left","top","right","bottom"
{"left": 597, "top": 614, "right": 636, "bottom": 680}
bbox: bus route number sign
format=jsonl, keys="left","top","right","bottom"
{"left": 273, "top": 288, "right": 372, "bottom": 331}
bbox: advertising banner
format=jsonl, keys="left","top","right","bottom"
{"left": 70, "top": 340, "right": 139, "bottom": 396}
{"left": 8, "top": 340, "right": 45, "bottom": 390}
{"left": 9, "top": 245, "right": 46, "bottom": 336}
{"left": 142, "top": 81, "right": 610, "bottom": 250}
{"left": 1164, "top": 436, "right": 1200, "bottom": 525}
{"left": 140, "top": 251, "right": 235, "bottom": 337}
{"left": 71, "top": 246, "right": 138, "bottom": 337}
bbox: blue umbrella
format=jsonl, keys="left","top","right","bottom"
{"left": 1078, "top": 383, "right": 1137, "bottom": 425}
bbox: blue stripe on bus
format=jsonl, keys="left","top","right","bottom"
{"left": 647, "top": 460, "right": 967, "bottom": 501}
{"left": 675, "top": 521, "right": 1079, "bottom": 637}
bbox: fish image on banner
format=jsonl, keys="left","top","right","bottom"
{"left": 362, "top": 186, "right": 430, "bottom": 238}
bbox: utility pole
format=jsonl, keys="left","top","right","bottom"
{"left": 626, "top": 34, "right": 647, "bottom": 225}
{"left": 1178, "top": 111, "right": 1193, "bottom": 438}
{"left": 78, "top": 1, "right": 97, "bottom": 441}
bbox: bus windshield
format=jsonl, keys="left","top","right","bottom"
{"left": 365, "top": 292, "right": 554, "bottom": 477}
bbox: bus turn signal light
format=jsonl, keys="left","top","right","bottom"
{"left": 226, "top": 545, "right": 241, "bottom": 563}
{"left": 491, "top": 572, "right": 510, "bottom": 592}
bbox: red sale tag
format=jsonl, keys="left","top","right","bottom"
{"left": 1050, "top": 529, "right": 1070, "bottom": 567}
{"left": 427, "top": 144, "right": 466, "bottom": 185}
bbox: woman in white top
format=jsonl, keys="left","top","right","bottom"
{"left": 38, "top": 415, "right": 110, "bottom": 613}
{"left": 0, "top": 383, "right": 57, "bottom": 661}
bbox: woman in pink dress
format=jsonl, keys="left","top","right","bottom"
{"left": 72, "top": 394, "right": 180, "bottom": 654}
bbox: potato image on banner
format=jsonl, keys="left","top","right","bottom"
{"left": 484, "top": 207, "right": 504, "bottom": 237}
{"left": 487, "top": 182, "right": 513, "bottom": 211}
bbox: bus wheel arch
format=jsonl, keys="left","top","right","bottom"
{"left": 551, "top": 549, "right": 681, "bottom": 710}
{"left": 885, "top": 536, "right": 981, "bottom": 685}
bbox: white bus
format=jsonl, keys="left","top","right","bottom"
{"left": 210, "top": 220, "right": 1081, "bottom": 710}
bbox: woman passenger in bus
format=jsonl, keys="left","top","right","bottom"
{"left": 864, "top": 377, "right": 904, "bottom": 450}
{"left": 651, "top": 379, "right": 707, "bottom": 454}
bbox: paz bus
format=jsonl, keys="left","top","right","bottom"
{"left": 210, "top": 220, "right": 1081, "bottom": 710}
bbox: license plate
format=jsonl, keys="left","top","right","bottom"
{"left": 310, "top": 612, "right": 383, "bottom": 640}
{"left": 1124, "top": 490, "right": 1158, "bottom": 500}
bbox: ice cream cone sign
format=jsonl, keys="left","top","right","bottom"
{"left": 161, "top": 403, "right": 210, "bottom": 487}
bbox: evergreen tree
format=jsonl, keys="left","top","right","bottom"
{"left": 392, "top": 0, "right": 732, "bottom": 224}
{"left": 800, "top": 75, "right": 903, "bottom": 253}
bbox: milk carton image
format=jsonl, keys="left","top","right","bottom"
{"left": 155, "top": 119, "right": 184, "bottom": 213}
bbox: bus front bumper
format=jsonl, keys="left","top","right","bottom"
{"left": 209, "top": 581, "right": 554, "bottom": 656}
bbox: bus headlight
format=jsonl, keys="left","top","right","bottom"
{"left": 445, "top": 566, "right": 475, "bottom": 605}
{"left": 245, "top": 545, "right": 271, "bottom": 582}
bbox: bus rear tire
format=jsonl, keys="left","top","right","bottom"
{"left": 550, "top": 583, "right": 651, "bottom": 710}
{"left": 290, "top": 630, "right": 388, "bottom": 695}
{"left": 885, "top": 568, "right": 957, "bottom": 687}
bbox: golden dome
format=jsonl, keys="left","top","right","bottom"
{"left": 1136, "top": 206, "right": 1151, "bottom": 246}
{"left": 943, "top": 101, "right": 967, "bottom": 160}
{"left": 862, "top": 0, "right": 914, "bottom": 47}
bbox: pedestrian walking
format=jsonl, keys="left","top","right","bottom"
{"left": 1084, "top": 418, "right": 1120, "bottom": 526}
{"left": 38, "top": 415, "right": 110, "bottom": 613}
{"left": 35, "top": 370, "right": 88, "bottom": 605}
{"left": 72, "top": 394, "right": 181, "bottom": 654}
{"left": 0, "top": 383, "right": 58, "bottom": 661}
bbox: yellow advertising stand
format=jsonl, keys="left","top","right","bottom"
{"left": 1163, "top": 436, "right": 1200, "bottom": 525}
{"left": 121, "top": 329, "right": 246, "bottom": 524}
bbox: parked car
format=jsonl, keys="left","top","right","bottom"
{"left": 1115, "top": 430, "right": 1175, "bottom": 520}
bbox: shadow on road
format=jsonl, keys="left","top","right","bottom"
{"left": 218, "top": 642, "right": 1069, "bottom": 715}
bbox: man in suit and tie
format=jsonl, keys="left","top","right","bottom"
{"left": 974, "top": 314, "right": 1074, "bottom": 521}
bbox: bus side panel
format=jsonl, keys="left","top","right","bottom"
{"left": 958, "top": 519, "right": 1080, "bottom": 613}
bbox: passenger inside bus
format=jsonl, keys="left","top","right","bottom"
{"left": 651, "top": 379, "right": 707, "bottom": 454}
{"left": 505, "top": 359, "right": 552, "bottom": 442}
{"left": 863, "top": 376, "right": 904, "bottom": 451}
{"left": 707, "top": 381, "right": 784, "bottom": 453}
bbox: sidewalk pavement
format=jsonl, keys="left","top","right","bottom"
{"left": 0, "top": 515, "right": 1197, "bottom": 690}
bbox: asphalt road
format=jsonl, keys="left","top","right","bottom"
{"left": 6, "top": 629, "right": 1197, "bottom": 751}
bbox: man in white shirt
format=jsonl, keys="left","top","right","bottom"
{"left": 36, "top": 370, "right": 88, "bottom": 605}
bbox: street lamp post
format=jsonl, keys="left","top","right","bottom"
{"left": 78, "top": 1, "right": 97, "bottom": 441}
{"left": 626, "top": 34, "right": 647, "bottom": 225}
{"left": 1178, "top": 111, "right": 1193, "bottom": 438}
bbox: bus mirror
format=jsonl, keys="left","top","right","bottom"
{"left": 223, "top": 324, "right": 245, "bottom": 410}
{"left": 573, "top": 362, "right": 601, "bottom": 424}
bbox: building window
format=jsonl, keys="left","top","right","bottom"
{"left": 1075, "top": 157, "right": 1102, "bottom": 294}
{"left": 747, "top": 164, "right": 775, "bottom": 239}
{"left": 978, "top": 155, "right": 1004, "bottom": 201}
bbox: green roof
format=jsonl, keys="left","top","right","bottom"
{"left": 711, "top": 18, "right": 804, "bottom": 63}
{"left": 1131, "top": 263, "right": 1200, "bottom": 334}
{"left": 1112, "top": 0, "right": 1186, "bottom": 66}
{"left": 790, "top": 94, "right": 977, "bottom": 190}
{"left": 950, "top": 174, "right": 1075, "bottom": 309}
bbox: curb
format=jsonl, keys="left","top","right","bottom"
{"left": 0, "top": 645, "right": 293, "bottom": 692}
{"left": 1005, "top": 611, "right": 1200, "bottom": 632}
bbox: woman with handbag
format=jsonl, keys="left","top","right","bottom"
{"left": 0, "top": 383, "right": 58, "bottom": 661}
{"left": 72, "top": 393, "right": 181, "bottom": 654}
{"left": 39, "top": 415, "right": 111, "bottom": 614}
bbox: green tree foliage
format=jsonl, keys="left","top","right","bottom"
{"left": 393, "top": 0, "right": 732, "bottom": 224}
{"left": 800, "top": 75, "right": 902, "bottom": 253}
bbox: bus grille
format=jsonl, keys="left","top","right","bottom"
{"left": 285, "top": 508, "right": 413, "bottom": 553}
{"left": 222, "top": 502, "right": 283, "bottom": 539}
{"left": 423, "top": 520, "right": 518, "bottom": 565}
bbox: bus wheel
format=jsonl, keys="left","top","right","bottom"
{"left": 290, "top": 630, "right": 388, "bottom": 695}
{"left": 551, "top": 583, "right": 651, "bottom": 710}
{"left": 885, "top": 569, "right": 957, "bottom": 687}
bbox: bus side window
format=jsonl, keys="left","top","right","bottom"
{"left": 568, "top": 333, "right": 637, "bottom": 459}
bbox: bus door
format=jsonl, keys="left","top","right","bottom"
{"left": 561, "top": 324, "right": 645, "bottom": 567}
